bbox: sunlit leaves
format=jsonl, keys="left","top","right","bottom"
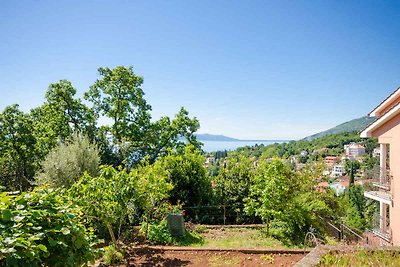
{"left": 0, "top": 188, "right": 96, "bottom": 266}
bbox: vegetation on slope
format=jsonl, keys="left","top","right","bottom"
{"left": 304, "top": 116, "right": 375, "bottom": 141}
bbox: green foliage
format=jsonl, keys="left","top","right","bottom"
{"left": 143, "top": 219, "right": 174, "bottom": 245}
{"left": 0, "top": 105, "right": 38, "bottom": 191}
{"left": 319, "top": 250, "right": 400, "bottom": 267}
{"left": 85, "top": 66, "right": 152, "bottom": 144}
{"left": 244, "top": 159, "right": 337, "bottom": 245}
{"left": 140, "top": 201, "right": 176, "bottom": 244}
{"left": 0, "top": 187, "right": 96, "bottom": 266}
{"left": 30, "top": 80, "right": 96, "bottom": 160}
{"left": 84, "top": 66, "right": 152, "bottom": 166}
{"left": 159, "top": 146, "right": 212, "bottom": 219}
{"left": 213, "top": 155, "right": 256, "bottom": 223}
{"left": 69, "top": 163, "right": 172, "bottom": 242}
{"left": 35, "top": 134, "right": 100, "bottom": 188}
{"left": 244, "top": 159, "right": 301, "bottom": 224}
{"left": 43, "top": 80, "right": 96, "bottom": 140}
{"left": 102, "top": 244, "right": 124, "bottom": 266}
{"left": 235, "top": 131, "right": 371, "bottom": 159}
{"left": 143, "top": 107, "right": 202, "bottom": 163}
{"left": 305, "top": 116, "right": 375, "bottom": 141}
{"left": 340, "top": 185, "right": 375, "bottom": 231}
{"left": 344, "top": 160, "right": 361, "bottom": 185}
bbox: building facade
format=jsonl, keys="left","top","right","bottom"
{"left": 361, "top": 87, "right": 400, "bottom": 245}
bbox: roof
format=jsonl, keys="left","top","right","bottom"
{"left": 369, "top": 87, "right": 400, "bottom": 117}
{"left": 361, "top": 102, "right": 400, "bottom": 137}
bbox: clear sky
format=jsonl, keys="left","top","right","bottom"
{"left": 1, "top": 1, "right": 399, "bottom": 140}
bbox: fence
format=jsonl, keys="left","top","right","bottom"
{"left": 182, "top": 204, "right": 261, "bottom": 225}
{"left": 319, "top": 216, "right": 367, "bottom": 245}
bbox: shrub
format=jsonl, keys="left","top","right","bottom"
{"left": 102, "top": 244, "right": 124, "bottom": 266}
{"left": 0, "top": 187, "right": 96, "bottom": 266}
{"left": 69, "top": 163, "right": 172, "bottom": 243}
{"left": 36, "top": 134, "right": 100, "bottom": 188}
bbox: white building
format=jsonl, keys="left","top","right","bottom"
{"left": 331, "top": 164, "right": 345, "bottom": 178}
{"left": 345, "top": 144, "right": 366, "bottom": 157}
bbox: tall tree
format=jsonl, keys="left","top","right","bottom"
{"left": 44, "top": 80, "right": 96, "bottom": 138}
{"left": 85, "top": 66, "right": 201, "bottom": 166}
{"left": 0, "top": 105, "right": 38, "bottom": 190}
{"left": 143, "top": 107, "right": 202, "bottom": 163}
{"left": 85, "top": 66, "right": 152, "bottom": 144}
{"left": 345, "top": 159, "right": 361, "bottom": 185}
{"left": 30, "top": 80, "right": 96, "bottom": 159}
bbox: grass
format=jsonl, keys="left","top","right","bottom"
{"left": 319, "top": 250, "right": 400, "bottom": 267}
{"left": 195, "top": 227, "right": 287, "bottom": 249}
{"left": 173, "top": 231, "right": 204, "bottom": 246}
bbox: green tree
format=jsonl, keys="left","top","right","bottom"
{"left": 0, "top": 105, "right": 38, "bottom": 191}
{"left": 69, "top": 163, "right": 172, "bottom": 243}
{"left": 159, "top": 145, "right": 211, "bottom": 209}
{"left": 35, "top": 134, "right": 100, "bottom": 188}
{"left": 213, "top": 155, "right": 255, "bottom": 223}
{"left": 85, "top": 66, "right": 152, "bottom": 145}
{"left": 45, "top": 80, "right": 95, "bottom": 136}
{"left": 244, "top": 159, "right": 336, "bottom": 244}
{"left": 30, "top": 80, "right": 96, "bottom": 159}
{"left": 345, "top": 160, "right": 361, "bottom": 185}
{"left": 244, "top": 159, "right": 300, "bottom": 232}
{"left": 143, "top": 107, "right": 202, "bottom": 163}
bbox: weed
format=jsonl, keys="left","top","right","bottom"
{"left": 260, "top": 254, "right": 274, "bottom": 263}
{"left": 319, "top": 250, "right": 400, "bottom": 267}
{"left": 194, "top": 224, "right": 208, "bottom": 234}
{"left": 209, "top": 254, "right": 241, "bottom": 266}
{"left": 103, "top": 244, "right": 124, "bottom": 266}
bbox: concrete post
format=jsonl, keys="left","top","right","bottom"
{"left": 380, "top": 202, "right": 387, "bottom": 231}
{"left": 380, "top": 143, "right": 387, "bottom": 183}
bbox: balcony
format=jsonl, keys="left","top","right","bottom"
{"left": 369, "top": 213, "right": 391, "bottom": 243}
{"left": 364, "top": 167, "right": 392, "bottom": 204}
{"left": 371, "top": 168, "right": 392, "bottom": 191}
{"left": 364, "top": 191, "right": 391, "bottom": 205}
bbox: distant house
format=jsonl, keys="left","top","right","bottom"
{"left": 300, "top": 151, "right": 309, "bottom": 157}
{"left": 204, "top": 156, "right": 215, "bottom": 167}
{"left": 324, "top": 156, "right": 340, "bottom": 167}
{"left": 361, "top": 86, "right": 400, "bottom": 245}
{"left": 329, "top": 178, "right": 372, "bottom": 196}
{"left": 331, "top": 164, "right": 345, "bottom": 178}
{"left": 344, "top": 144, "right": 366, "bottom": 157}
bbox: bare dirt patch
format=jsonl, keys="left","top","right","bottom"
{"left": 123, "top": 247, "right": 304, "bottom": 266}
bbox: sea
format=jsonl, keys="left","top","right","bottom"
{"left": 200, "top": 140, "right": 287, "bottom": 153}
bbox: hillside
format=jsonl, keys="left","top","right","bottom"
{"left": 195, "top": 133, "right": 240, "bottom": 141}
{"left": 304, "top": 116, "right": 375, "bottom": 141}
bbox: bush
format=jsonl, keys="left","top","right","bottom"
{"left": 0, "top": 187, "right": 96, "bottom": 266}
{"left": 69, "top": 163, "right": 172, "bottom": 243}
{"left": 36, "top": 134, "right": 100, "bottom": 188}
{"left": 102, "top": 244, "right": 124, "bottom": 266}
{"left": 144, "top": 220, "right": 174, "bottom": 245}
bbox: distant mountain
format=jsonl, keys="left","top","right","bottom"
{"left": 195, "top": 133, "right": 240, "bottom": 141}
{"left": 304, "top": 116, "right": 376, "bottom": 141}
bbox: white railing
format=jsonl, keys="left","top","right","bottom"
{"left": 371, "top": 213, "right": 391, "bottom": 242}
{"left": 368, "top": 167, "right": 392, "bottom": 191}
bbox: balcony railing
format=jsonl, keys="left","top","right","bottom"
{"left": 370, "top": 213, "right": 391, "bottom": 243}
{"left": 364, "top": 190, "right": 391, "bottom": 205}
{"left": 365, "top": 166, "right": 391, "bottom": 191}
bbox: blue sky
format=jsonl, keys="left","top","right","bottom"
{"left": 1, "top": 1, "right": 399, "bottom": 140}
